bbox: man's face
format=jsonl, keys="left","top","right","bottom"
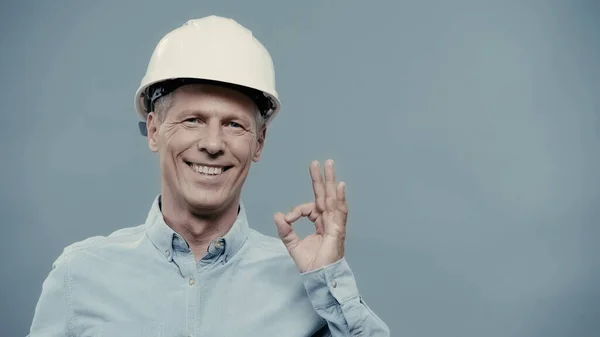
{"left": 146, "top": 83, "right": 266, "bottom": 214}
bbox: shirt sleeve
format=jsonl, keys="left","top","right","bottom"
{"left": 28, "top": 251, "right": 72, "bottom": 337}
{"left": 301, "top": 258, "right": 390, "bottom": 337}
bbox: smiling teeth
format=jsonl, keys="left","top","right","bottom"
{"left": 191, "top": 164, "right": 223, "bottom": 175}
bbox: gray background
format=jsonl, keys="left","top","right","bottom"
{"left": 2, "top": 0, "right": 599, "bottom": 336}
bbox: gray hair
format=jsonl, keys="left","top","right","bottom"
{"left": 153, "top": 92, "right": 266, "bottom": 134}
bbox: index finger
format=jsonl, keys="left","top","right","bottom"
{"left": 285, "top": 202, "right": 317, "bottom": 223}
{"left": 310, "top": 161, "right": 326, "bottom": 212}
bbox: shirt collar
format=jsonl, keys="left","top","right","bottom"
{"left": 145, "top": 195, "right": 249, "bottom": 262}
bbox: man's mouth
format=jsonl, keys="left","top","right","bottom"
{"left": 185, "top": 161, "right": 232, "bottom": 176}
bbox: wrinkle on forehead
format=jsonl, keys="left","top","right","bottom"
{"left": 178, "top": 84, "right": 255, "bottom": 111}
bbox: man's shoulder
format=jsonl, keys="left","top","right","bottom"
{"left": 57, "top": 224, "right": 147, "bottom": 262}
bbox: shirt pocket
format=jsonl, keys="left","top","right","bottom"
{"left": 96, "top": 321, "right": 165, "bottom": 337}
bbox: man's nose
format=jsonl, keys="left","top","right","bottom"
{"left": 197, "top": 122, "right": 225, "bottom": 156}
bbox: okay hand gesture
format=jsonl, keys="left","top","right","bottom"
{"left": 274, "top": 160, "right": 349, "bottom": 273}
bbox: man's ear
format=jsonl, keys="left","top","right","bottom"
{"left": 147, "top": 112, "right": 160, "bottom": 152}
{"left": 252, "top": 126, "right": 267, "bottom": 162}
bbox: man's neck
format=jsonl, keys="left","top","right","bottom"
{"left": 159, "top": 195, "right": 240, "bottom": 261}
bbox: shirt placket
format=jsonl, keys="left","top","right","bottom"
{"left": 172, "top": 235, "right": 199, "bottom": 337}
{"left": 193, "top": 239, "right": 226, "bottom": 337}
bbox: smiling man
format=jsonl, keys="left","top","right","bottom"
{"left": 28, "top": 16, "right": 390, "bottom": 337}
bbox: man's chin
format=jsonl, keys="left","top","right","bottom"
{"left": 184, "top": 194, "right": 232, "bottom": 215}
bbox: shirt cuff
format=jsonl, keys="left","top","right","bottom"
{"left": 300, "top": 257, "right": 360, "bottom": 310}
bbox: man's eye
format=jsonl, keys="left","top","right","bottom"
{"left": 228, "top": 121, "right": 243, "bottom": 128}
{"left": 184, "top": 118, "right": 201, "bottom": 124}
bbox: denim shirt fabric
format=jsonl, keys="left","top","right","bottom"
{"left": 28, "top": 196, "right": 390, "bottom": 337}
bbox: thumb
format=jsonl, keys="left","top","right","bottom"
{"left": 273, "top": 212, "right": 300, "bottom": 250}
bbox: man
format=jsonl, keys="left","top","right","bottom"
{"left": 28, "top": 16, "right": 390, "bottom": 337}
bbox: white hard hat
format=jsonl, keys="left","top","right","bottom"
{"left": 134, "top": 15, "right": 281, "bottom": 136}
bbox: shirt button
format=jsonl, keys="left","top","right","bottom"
{"left": 188, "top": 277, "right": 195, "bottom": 286}
{"left": 332, "top": 280, "right": 338, "bottom": 288}
{"left": 215, "top": 241, "right": 222, "bottom": 249}
{"left": 164, "top": 249, "right": 170, "bottom": 257}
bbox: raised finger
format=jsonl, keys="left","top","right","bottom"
{"left": 336, "top": 181, "right": 348, "bottom": 214}
{"left": 310, "top": 161, "right": 326, "bottom": 212}
{"left": 324, "top": 159, "right": 337, "bottom": 200}
{"left": 323, "top": 197, "right": 345, "bottom": 236}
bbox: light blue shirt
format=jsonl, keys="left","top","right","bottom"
{"left": 28, "top": 196, "right": 390, "bottom": 337}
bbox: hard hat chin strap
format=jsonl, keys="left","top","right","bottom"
{"left": 138, "top": 122, "right": 148, "bottom": 137}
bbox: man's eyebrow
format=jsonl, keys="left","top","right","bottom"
{"left": 176, "top": 109, "right": 253, "bottom": 121}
